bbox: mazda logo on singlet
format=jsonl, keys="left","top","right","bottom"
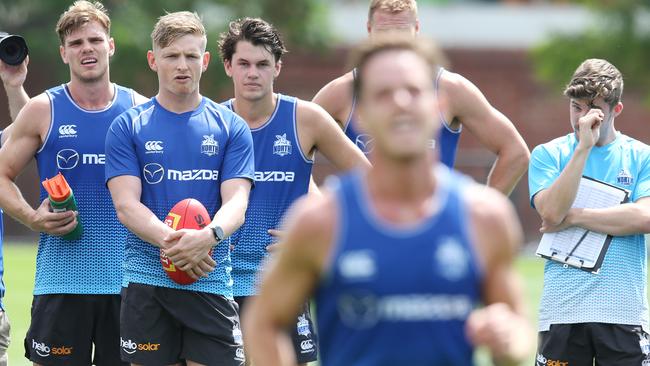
{"left": 355, "top": 134, "right": 375, "bottom": 154}
{"left": 142, "top": 163, "right": 164, "bottom": 184}
{"left": 56, "top": 149, "right": 80, "bottom": 170}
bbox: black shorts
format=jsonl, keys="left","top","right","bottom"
{"left": 537, "top": 323, "right": 650, "bottom": 366}
{"left": 235, "top": 296, "right": 318, "bottom": 363}
{"left": 24, "top": 294, "right": 126, "bottom": 366}
{"left": 121, "top": 283, "right": 244, "bottom": 366}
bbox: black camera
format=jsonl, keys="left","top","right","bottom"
{"left": 0, "top": 32, "right": 28, "bottom": 66}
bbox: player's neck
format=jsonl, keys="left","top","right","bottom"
{"left": 233, "top": 93, "right": 277, "bottom": 128}
{"left": 367, "top": 153, "right": 436, "bottom": 202}
{"left": 365, "top": 157, "right": 438, "bottom": 226}
{"left": 155, "top": 90, "right": 202, "bottom": 114}
{"left": 66, "top": 77, "right": 114, "bottom": 110}
{"left": 595, "top": 127, "right": 618, "bottom": 147}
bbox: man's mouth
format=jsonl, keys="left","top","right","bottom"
{"left": 81, "top": 57, "right": 97, "bottom": 65}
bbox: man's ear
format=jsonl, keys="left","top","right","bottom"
{"left": 147, "top": 50, "right": 157, "bottom": 72}
{"left": 202, "top": 51, "right": 210, "bottom": 72}
{"left": 224, "top": 59, "right": 233, "bottom": 77}
{"left": 60, "top": 45, "right": 68, "bottom": 64}
{"left": 614, "top": 102, "right": 624, "bottom": 116}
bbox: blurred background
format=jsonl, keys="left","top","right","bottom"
{"left": 2, "top": 0, "right": 650, "bottom": 364}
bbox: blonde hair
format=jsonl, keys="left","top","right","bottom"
{"left": 368, "top": 0, "right": 418, "bottom": 22}
{"left": 151, "top": 11, "right": 206, "bottom": 49}
{"left": 564, "top": 58, "right": 623, "bottom": 107}
{"left": 56, "top": 1, "right": 110, "bottom": 44}
{"left": 349, "top": 34, "right": 446, "bottom": 98}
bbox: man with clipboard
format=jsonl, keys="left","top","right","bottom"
{"left": 529, "top": 59, "right": 650, "bottom": 365}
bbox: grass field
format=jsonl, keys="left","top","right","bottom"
{"left": 2, "top": 242, "right": 548, "bottom": 365}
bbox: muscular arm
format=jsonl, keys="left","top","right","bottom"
{"left": 107, "top": 175, "right": 174, "bottom": 248}
{"left": 443, "top": 72, "right": 529, "bottom": 195}
{"left": 209, "top": 178, "right": 252, "bottom": 238}
{"left": 466, "top": 185, "right": 533, "bottom": 365}
{"left": 297, "top": 100, "right": 370, "bottom": 172}
{"left": 244, "top": 193, "right": 334, "bottom": 365}
{"left": 0, "top": 94, "right": 76, "bottom": 234}
{"left": 311, "top": 72, "right": 354, "bottom": 130}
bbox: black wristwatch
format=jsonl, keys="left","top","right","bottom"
{"left": 211, "top": 225, "right": 225, "bottom": 245}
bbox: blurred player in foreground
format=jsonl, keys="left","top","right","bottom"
{"left": 244, "top": 35, "right": 533, "bottom": 366}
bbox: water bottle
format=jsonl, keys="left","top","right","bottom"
{"left": 42, "top": 173, "right": 82, "bottom": 240}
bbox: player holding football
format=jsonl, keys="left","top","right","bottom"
{"left": 313, "top": 0, "right": 529, "bottom": 195}
{"left": 105, "top": 11, "right": 254, "bottom": 366}
{"left": 0, "top": 2, "right": 147, "bottom": 365}
{"left": 218, "top": 17, "right": 370, "bottom": 364}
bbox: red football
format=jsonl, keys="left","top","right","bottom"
{"left": 160, "top": 198, "right": 212, "bottom": 285}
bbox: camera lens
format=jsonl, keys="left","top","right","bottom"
{"left": 0, "top": 35, "right": 28, "bottom": 66}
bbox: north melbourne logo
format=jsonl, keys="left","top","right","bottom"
{"left": 273, "top": 134, "right": 292, "bottom": 157}
{"left": 145, "top": 140, "right": 164, "bottom": 154}
{"left": 201, "top": 134, "right": 218, "bottom": 157}
{"left": 58, "top": 124, "right": 77, "bottom": 138}
{"left": 296, "top": 315, "right": 311, "bottom": 336}
{"left": 617, "top": 169, "right": 634, "bottom": 187}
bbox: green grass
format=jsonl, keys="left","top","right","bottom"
{"left": 1, "top": 243, "right": 547, "bottom": 366}
{"left": 4, "top": 242, "right": 36, "bottom": 366}
{"left": 0, "top": 243, "right": 592, "bottom": 365}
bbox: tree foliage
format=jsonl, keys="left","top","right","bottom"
{"left": 531, "top": 0, "right": 650, "bottom": 102}
{"left": 0, "top": 0, "right": 330, "bottom": 98}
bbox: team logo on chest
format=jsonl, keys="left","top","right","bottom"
{"left": 273, "top": 134, "right": 292, "bottom": 157}
{"left": 201, "top": 134, "right": 219, "bottom": 157}
{"left": 434, "top": 237, "right": 469, "bottom": 282}
{"left": 616, "top": 168, "right": 634, "bottom": 186}
{"left": 296, "top": 315, "right": 311, "bottom": 336}
{"left": 58, "top": 124, "right": 77, "bottom": 138}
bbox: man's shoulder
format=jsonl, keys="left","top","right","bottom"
{"left": 618, "top": 133, "right": 650, "bottom": 151}
{"left": 204, "top": 96, "right": 238, "bottom": 118}
{"left": 322, "top": 71, "right": 354, "bottom": 90}
{"left": 437, "top": 69, "right": 470, "bottom": 93}
{"left": 532, "top": 134, "right": 574, "bottom": 155}
{"left": 312, "top": 71, "right": 355, "bottom": 124}
{"left": 112, "top": 99, "right": 156, "bottom": 128}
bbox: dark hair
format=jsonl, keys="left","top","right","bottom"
{"left": 349, "top": 34, "right": 446, "bottom": 99}
{"left": 218, "top": 17, "right": 287, "bottom": 63}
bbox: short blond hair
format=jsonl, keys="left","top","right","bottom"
{"left": 56, "top": 1, "right": 110, "bottom": 44}
{"left": 151, "top": 11, "right": 206, "bottom": 49}
{"left": 564, "top": 58, "right": 623, "bottom": 107}
{"left": 368, "top": 0, "right": 418, "bottom": 22}
{"left": 349, "top": 34, "right": 446, "bottom": 98}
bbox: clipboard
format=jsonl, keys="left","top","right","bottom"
{"left": 535, "top": 176, "right": 629, "bottom": 274}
